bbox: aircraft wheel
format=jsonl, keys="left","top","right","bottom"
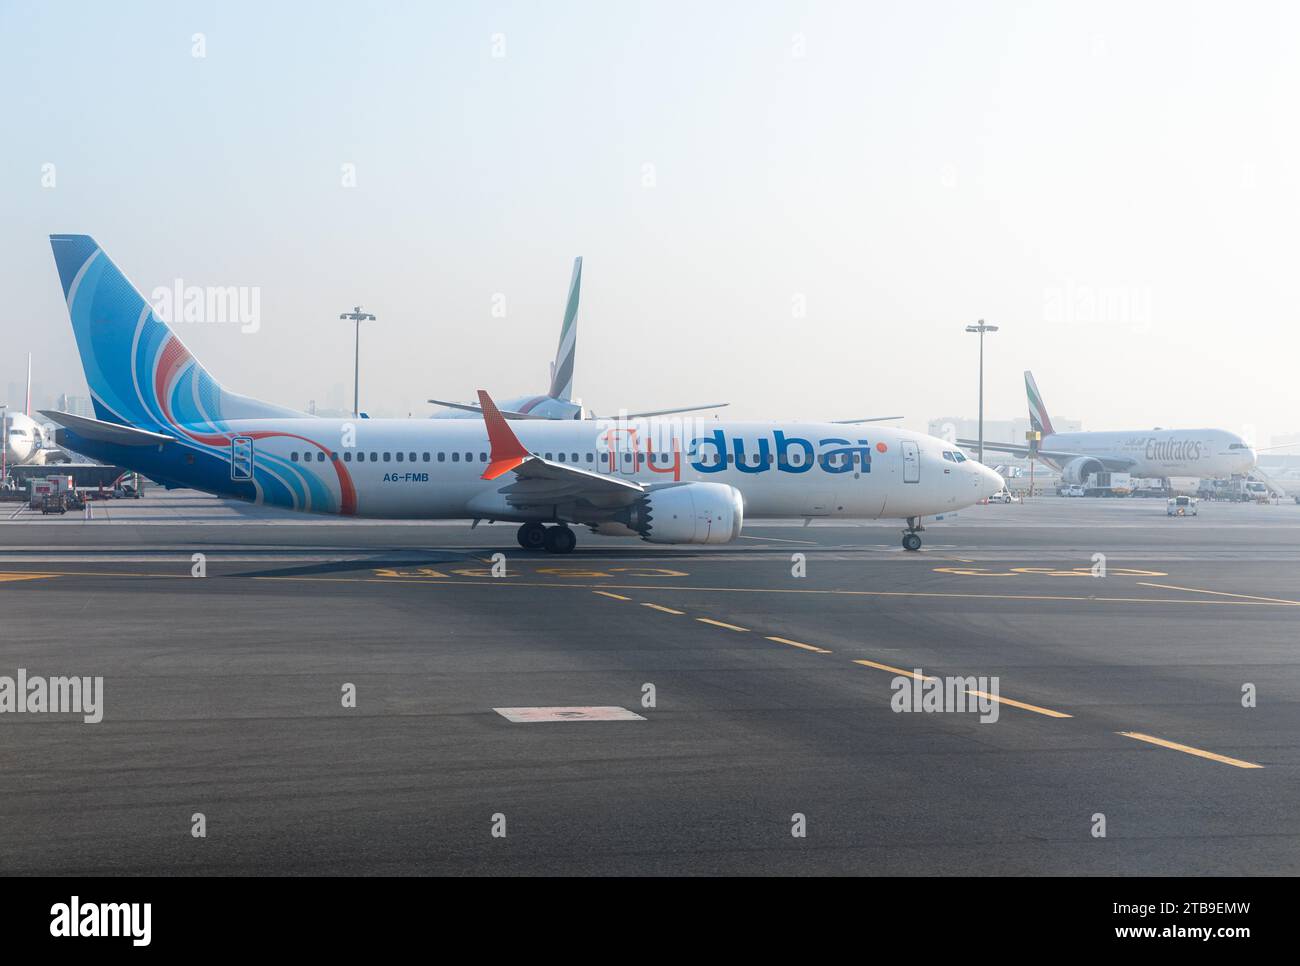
{"left": 516, "top": 522, "right": 547, "bottom": 550}
{"left": 544, "top": 526, "right": 577, "bottom": 554}
{"left": 902, "top": 532, "right": 922, "bottom": 552}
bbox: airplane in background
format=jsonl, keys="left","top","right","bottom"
{"left": 427, "top": 256, "right": 730, "bottom": 422}
{"left": 42, "top": 234, "right": 1001, "bottom": 552}
{"left": 2, "top": 355, "right": 64, "bottom": 473}
{"left": 959, "top": 370, "right": 1256, "bottom": 483}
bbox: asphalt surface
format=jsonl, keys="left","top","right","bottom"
{"left": 1, "top": 492, "right": 1297, "bottom": 875}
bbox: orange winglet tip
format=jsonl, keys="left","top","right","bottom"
{"left": 482, "top": 456, "right": 526, "bottom": 481}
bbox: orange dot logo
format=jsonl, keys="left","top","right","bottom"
{"left": 876, "top": 442, "right": 888, "bottom": 453}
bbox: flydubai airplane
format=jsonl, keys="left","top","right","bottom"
{"left": 43, "top": 234, "right": 1001, "bottom": 553}
{"left": 428, "top": 256, "right": 729, "bottom": 422}
{"left": 960, "top": 371, "right": 1256, "bottom": 483}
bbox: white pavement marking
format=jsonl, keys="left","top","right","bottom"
{"left": 493, "top": 706, "right": 646, "bottom": 723}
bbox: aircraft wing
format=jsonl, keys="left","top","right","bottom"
{"left": 476, "top": 390, "right": 644, "bottom": 509}
{"left": 832, "top": 415, "right": 904, "bottom": 424}
{"left": 428, "top": 398, "right": 555, "bottom": 420}
{"left": 955, "top": 438, "right": 1135, "bottom": 470}
{"left": 593, "top": 403, "right": 729, "bottom": 419}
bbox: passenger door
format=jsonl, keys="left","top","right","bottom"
{"left": 901, "top": 440, "right": 919, "bottom": 483}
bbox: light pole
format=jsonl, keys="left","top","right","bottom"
{"left": 1, "top": 404, "right": 7, "bottom": 486}
{"left": 964, "top": 320, "right": 999, "bottom": 465}
{"left": 339, "top": 307, "right": 376, "bottom": 418}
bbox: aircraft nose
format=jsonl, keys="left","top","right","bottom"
{"left": 977, "top": 462, "right": 1004, "bottom": 497}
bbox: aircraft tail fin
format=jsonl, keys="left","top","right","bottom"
{"left": 49, "top": 235, "right": 302, "bottom": 435}
{"left": 1024, "top": 370, "right": 1055, "bottom": 438}
{"left": 547, "top": 256, "right": 581, "bottom": 400}
{"left": 24, "top": 354, "right": 32, "bottom": 417}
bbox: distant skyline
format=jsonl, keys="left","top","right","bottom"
{"left": 4, "top": 1, "right": 1298, "bottom": 446}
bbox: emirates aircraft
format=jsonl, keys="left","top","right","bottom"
{"left": 42, "top": 235, "right": 1001, "bottom": 552}
{"left": 960, "top": 371, "right": 1256, "bottom": 484}
{"left": 2, "top": 356, "right": 58, "bottom": 471}
{"left": 428, "top": 256, "right": 728, "bottom": 423}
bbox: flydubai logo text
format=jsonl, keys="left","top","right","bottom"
{"left": 50, "top": 896, "right": 151, "bottom": 946}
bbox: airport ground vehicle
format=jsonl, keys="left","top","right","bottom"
{"left": 28, "top": 473, "right": 74, "bottom": 510}
{"left": 1083, "top": 471, "right": 1132, "bottom": 497}
{"left": 1167, "top": 495, "right": 1198, "bottom": 516}
{"left": 1061, "top": 484, "right": 1086, "bottom": 497}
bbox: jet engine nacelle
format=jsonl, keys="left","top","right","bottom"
{"left": 1060, "top": 456, "right": 1105, "bottom": 485}
{"left": 624, "top": 482, "right": 744, "bottom": 544}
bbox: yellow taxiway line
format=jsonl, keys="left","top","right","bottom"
{"left": 1137, "top": 582, "right": 1300, "bottom": 606}
{"left": 765, "top": 636, "right": 832, "bottom": 654}
{"left": 640, "top": 602, "right": 685, "bottom": 615}
{"left": 851, "top": 660, "right": 1072, "bottom": 718}
{"left": 1118, "top": 732, "right": 1263, "bottom": 769}
{"left": 695, "top": 617, "right": 750, "bottom": 632}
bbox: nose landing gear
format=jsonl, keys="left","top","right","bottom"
{"left": 515, "top": 522, "right": 577, "bottom": 554}
{"left": 901, "top": 517, "right": 924, "bottom": 551}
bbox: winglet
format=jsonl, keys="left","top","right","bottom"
{"left": 478, "top": 390, "right": 531, "bottom": 480}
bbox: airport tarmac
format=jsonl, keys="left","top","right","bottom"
{"left": 1, "top": 491, "right": 1298, "bottom": 875}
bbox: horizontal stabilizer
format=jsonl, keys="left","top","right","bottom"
{"left": 40, "top": 410, "right": 175, "bottom": 447}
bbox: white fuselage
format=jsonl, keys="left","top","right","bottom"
{"left": 2, "top": 412, "right": 43, "bottom": 469}
{"left": 1039, "top": 428, "right": 1255, "bottom": 479}
{"left": 204, "top": 417, "right": 1003, "bottom": 522}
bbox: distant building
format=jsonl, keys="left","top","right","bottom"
{"left": 57, "top": 393, "right": 95, "bottom": 418}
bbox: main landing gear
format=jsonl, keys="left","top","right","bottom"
{"left": 516, "top": 522, "right": 576, "bottom": 554}
{"left": 901, "top": 517, "right": 924, "bottom": 552}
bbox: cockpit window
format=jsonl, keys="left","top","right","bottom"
{"left": 952, "top": 451, "right": 967, "bottom": 462}
{"left": 942, "top": 451, "right": 955, "bottom": 462}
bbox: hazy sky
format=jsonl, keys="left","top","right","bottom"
{"left": 3, "top": 1, "right": 1298, "bottom": 443}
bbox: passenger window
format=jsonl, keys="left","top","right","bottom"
{"left": 438, "top": 452, "right": 445, "bottom": 462}
{"left": 586, "top": 453, "right": 593, "bottom": 463}
{"left": 571, "top": 452, "right": 578, "bottom": 462}
{"left": 291, "top": 452, "right": 299, "bottom": 462}
{"left": 396, "top": 452, "right": 404, "bottom": 462}
{"left": 465, "top": 452, "right": 472, "bottom": 462}
{"left": 452, "top": 452, "right": 460, "bottom": 462}
{"left": 383, "top": 453, "right": 391, "bottom": 462}
{"left": 422, "top": 453, "right": 430, "bottom": 462}
{"left": 330, "top": 452, "right": 338, "bottom": 461}
{"left": 557, "top": 452, "right": 566, "bottom": 462}
{"left": 410, "top": 453, "right": 417, "bottom": 462}
{"left": 480, "top": 453, "right": 486, "bottom": 462}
